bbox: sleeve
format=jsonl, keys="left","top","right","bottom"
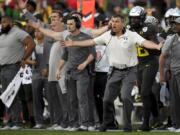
{"left": 162, "top": 35, "right": 175, "bottom": 55}
{"left": 93, "top": 31, "right": 108, "bottom": 45}
{"left": 132, "top": 32, "right": 146, "bottom": 46}
{"left": 16, "top": 28, "right": 29, "bottom": 42}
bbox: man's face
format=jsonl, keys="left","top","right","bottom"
{"left": 172, "top": 23, "right": 180, "bottom": 33}
{"left": 50, "top": 13, "right": 62, "bottom": 23}
{"left": 111, "top": 17, "right": 123, "bottom": 33}
{"left": 1, "top": 18, "right": 12, "bottom": 34}
{"left": 67, "top": 19, "right": 77, "bottom": 33}
{"left": 129, "top": 16, "right": 141, "bottom": 28}
{"left": 26, "top": 4, "right": 34, "bottom": 13}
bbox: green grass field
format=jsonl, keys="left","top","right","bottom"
{"left": 0, "top": 130, "right": 176, "bottom": 135}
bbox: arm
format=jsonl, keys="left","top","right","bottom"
{"left": 22, "top": 36, "right": 35, "bottom": 62}
{"left": 91, "top": 26, "right": 109, "bottom": 38}
{"left": 63, "top": 39, "right": 96, "bottom": 47}
{"left": 28, "top": 21, "right": 63, "bottom": 40}
{"left": 25, "top": 58, "right": 37, "bottom": 65}
{"left": 39, "top": 27, "right": 63, "bottom": 41}
{"left": 18, "top": 0, "right": 38, "bottom": 22}
{"left": 77, "top": 54, "right": 94, "bottom": 71}
{"left": 56, "top": 59, "right": 66, "bottom": 80}
{"left": 159, "top": 53, "right": 167, "bottom": 83}
{"left": 141, "top": 40, "right": 163, "bottom": 50}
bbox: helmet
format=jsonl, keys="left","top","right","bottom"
{"left": 129, "top": 6, "right": 146, "bottom": 17}
{"left": 129, "top": 6, "right": 146, "bottom": 29}
{"left": 169, "top": 8, "right": 180, "bottom": 25}
{"left": 164, "top": 8, "right": 174, "bottom": 18}
{"left": 171, "top": 8, "right": 180, "bottom": 17}
{"left": 145, "top": 16, "right": 158, "bottom": 26}
{"left": 164, "top": 8, "right": 178, "bottom": 27}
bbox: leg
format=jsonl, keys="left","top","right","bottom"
{"left": 121, "top": 68, "right": 137, "bottom": 131}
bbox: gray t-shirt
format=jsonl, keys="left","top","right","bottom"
{"left": 162, "top": 34, "right": 180, "bottom": 75}
{"left": 61, "top": 32, "right": 95, "bottom": 71}
{"left": 0, "top": 26, "right": 29, "bottom": 65}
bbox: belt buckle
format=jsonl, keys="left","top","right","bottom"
{"left": 118, "top": 64, "right": 127, "bottom": 70}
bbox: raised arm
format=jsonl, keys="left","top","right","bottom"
{"left": 28, "top": 21, "right": 63, "bottom": 41}
{"left": 18, "top": 0, "right": 39, "bottom": 22}
{"left": 91, "top": 25, "right": 109, "bottom": 38}
{"left": 141, "top": 40, "right": 163, "bottom": 50}
{"left": 62, "top": 39, "right": 96, "bottom": 47}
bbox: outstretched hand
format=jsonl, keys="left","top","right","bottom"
{"left": 60, "top": 38, "right": 74, "bottom": 47}
{"left": 17, "top": 0, "right": 28, "bottom": 10}
{"left": 157, "top": 41, "right": 164, "bottom": 50}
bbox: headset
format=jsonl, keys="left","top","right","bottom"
{"left": 66, "top": 16, "right": 81, "bottom": 29}
{"left": 73, "top": 16, "right": 81, "bottom": 29}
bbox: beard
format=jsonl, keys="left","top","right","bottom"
{"left": 1, "top": 25, "right": 12, "bottom": 34}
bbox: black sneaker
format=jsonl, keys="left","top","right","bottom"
{"left": 123, "top": 128, "right": 132, "bottom": 132}
{"left": 99, "top": 124, "right": 107, "bottom": 132}
{"left": 138, "top": 125, "right": 152, "bottom": 132}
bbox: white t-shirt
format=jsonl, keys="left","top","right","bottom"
{"left": 93, "top": 30, "right": 145, "bottom": 68}
{"left": 95, "top": 45, "right": 109, "bottom": 72}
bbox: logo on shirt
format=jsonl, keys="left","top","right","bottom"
{"left": 142, "top": 27, "right": 148, "bottom": 32}
{"left": 123, "top": 36, "right": 128, "bottom": 40}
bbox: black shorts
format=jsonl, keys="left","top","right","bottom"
{"left": 19, "top": 84, "right": 33, "bottom": 102}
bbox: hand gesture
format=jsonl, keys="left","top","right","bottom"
{"left": 61, "top": 38, "right": 74, "bottom": 47}
{"left": 17, "top": 0, "right": 28, "bottom": 10}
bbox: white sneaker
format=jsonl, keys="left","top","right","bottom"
{"left": 68, "top": 127, "right": 79, "bottom": 131}
{"left": 79, "top": 125, "right": 88, "bottom": 131}
{"left": 175, "top": 128, "right": 180, "bottom": 132}
{"left": 167, "top": 127, "right": 176, "bottom": 132}
{"left": 1, "top": 125, "right": 11, "bottom": 130}
{"left": 88, "top": 126, "right": 96, "bottom": 131}
{"left": 33, "top": 124, "right": 44, "bottom": 129}
{"left": 46, "top": 124, "right": 58, "bottom": 130}
{"left": 54, "top": 125, "right": 64, "bottom": 130}
{"left": 11, "top": 126, "right": 22, "bottom": 130}
{"left": 64, "top": 126, "right": 71, "bottom": 131}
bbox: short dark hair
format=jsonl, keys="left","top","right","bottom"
{"left": 27, "top": 0, "right": 37, "bottom": 10}
{"left": 112, "top": 14, "right": 124, "bottom": 21}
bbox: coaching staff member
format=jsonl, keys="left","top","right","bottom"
{"left": 62, "top": 14, "right": 162, "bottom": 132}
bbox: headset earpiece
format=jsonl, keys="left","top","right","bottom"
{"left": 75, "top": 17, "right": 81, "bottom": 29}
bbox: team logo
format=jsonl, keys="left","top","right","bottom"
{"left": 142, "top": 27, "right": 148, "bottom": 32}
